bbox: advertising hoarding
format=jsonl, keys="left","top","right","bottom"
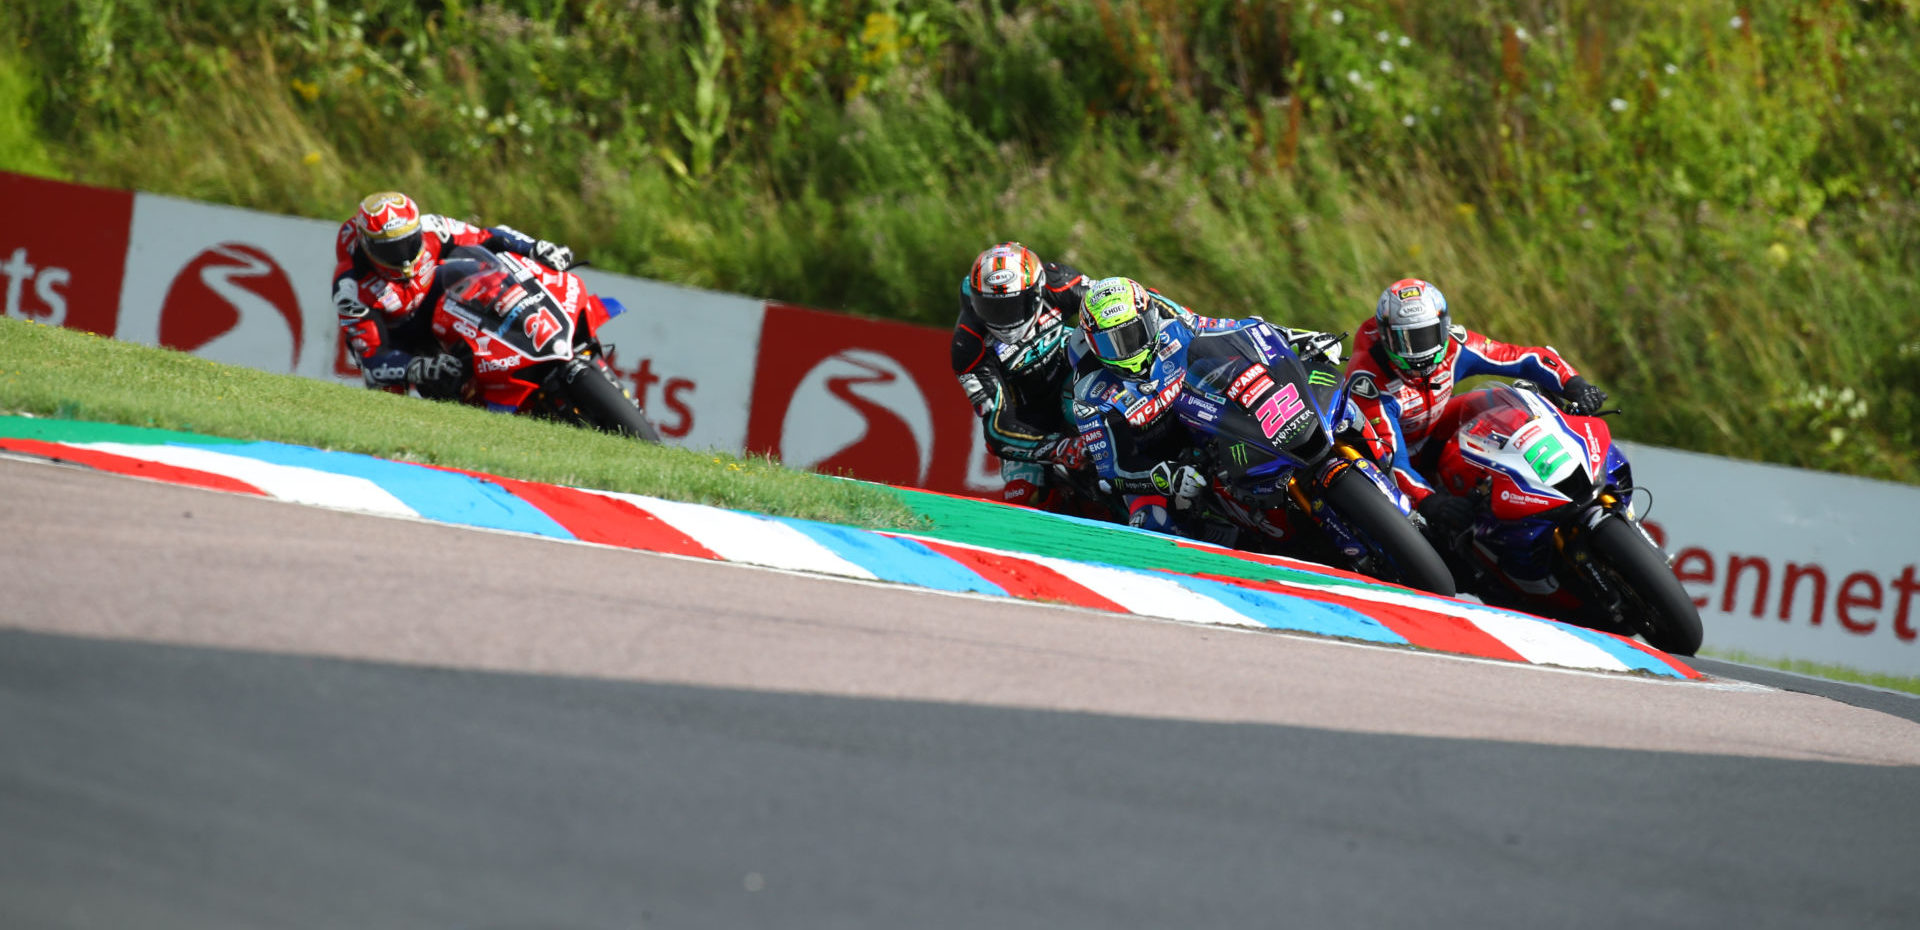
{"left": 744, "top": 301, "right": 1002, "bottom": 496}
{"left": 0, "top": 173, "right": 134, "bottom": 335}
{"left": 1625, "top": 441, "right": 1919, "bottom": 676}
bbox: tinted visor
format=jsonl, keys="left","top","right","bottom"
{"left": 975, "top": 288, "right": 1040, "bottom": 337}
{"left": 1386, "top": 321, "right": 1446, "bottom": 371}
{"left": 366, "top": 229, "right": 425, "bottom": 275}
{"left": 1091, "top": 315, "right": 1154, "bottom": 370}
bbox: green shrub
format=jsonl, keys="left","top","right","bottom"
{"left": 3, "top": 0, "right": 1916, "bottom": 482}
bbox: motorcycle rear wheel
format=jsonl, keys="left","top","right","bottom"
{"left": 565, "top": 360, "right": 662, "bottom": 442}
{"left": 1321, "top": 467, "right": 1457, "bottom": 597}
{"left": 1587, "top": 515, "right": 1704, "bottom": 656}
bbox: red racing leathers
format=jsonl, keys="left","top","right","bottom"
{"left": 1343, "top": 319, "right": 1584, "bottom": 505}
{"left": 331, "top": 215, "right": 550, "bottom": 386}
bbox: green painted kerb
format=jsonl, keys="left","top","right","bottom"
{"left": 0, "top": 416, "right": 243, "bottom": 445}
{"left": 881, "top": 485, "right": 1379, "bottom": 591}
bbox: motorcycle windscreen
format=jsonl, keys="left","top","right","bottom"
{"left": 442, "top": 251, "right": 575, "bottom": 361}
{"left": 1455, "top": 384, "right": 1595, "bottom": 502}
{"left": 1187, "top": 333, "right": 1332, "bottom": 476}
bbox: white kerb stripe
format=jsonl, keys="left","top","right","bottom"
{"left": 590, "top": 490, "right": 877, "bottom": 580}
{"left": 1254, "top": 571, "right": 1634, "bottom": 672}
{"left": 1464, "top": 611, "right": 1632, "bottom": 672}
{"left": 1026, "top": 554, "right": 1267, "bottom": 629}
{"left": 79, "top": 442, "right": 417, "bottom": 518}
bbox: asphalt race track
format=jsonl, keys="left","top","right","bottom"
{"left": 3, "top": 457, "right": 1918, "bottom": 930}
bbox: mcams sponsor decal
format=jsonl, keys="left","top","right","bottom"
{"left": 1123, "top": 378, "right": 1183, "bottom": 427}
{"left": 1229, "top": 366, "right": 1274, "bottom": 407}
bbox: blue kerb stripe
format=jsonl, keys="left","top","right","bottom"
{"left": 1551, "top": 622, "right": 1685, "bottom": 676}
{"left": 204, "top": 441, "right": 574, "bottom": 540}
{"left": 1163, "top": 571, "right": 1410, "bottom": 645}
{"left": 774, "top": 518, "right": 1008, "bottom": 596}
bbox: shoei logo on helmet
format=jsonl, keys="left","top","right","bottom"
{"left": 778, "top": 348, "right": 935, "bottom": 485}
{"left": 984, "top": 268, "right": 1019, "bottom": 290}
{"left": 159, "top": 243, "right": 305, "bottom": 371}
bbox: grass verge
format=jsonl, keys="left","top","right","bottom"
{"left": 0, "top": 318, "right": 919, "bottom": 530}
{"left": 1701, "top": 649, "right": 1920, "bottom": 698}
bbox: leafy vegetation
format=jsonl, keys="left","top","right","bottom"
{"left": 0, "top": 317, "right": 919, "bottom": 528}
{"left": 3, "top": 0, "right": 1917, "bottom": 481}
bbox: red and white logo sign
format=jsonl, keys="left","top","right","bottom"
{"left": 158, "top": 243, "right": 305, "bottom": 370}
{"left": 781, "top": 348, "right": 935, "bottom": 482}
{"left": 747, "top": 302, "right": 987, "bottom": 493}
{"left": 0, "top": 172, "right": 135, "bottom": 336}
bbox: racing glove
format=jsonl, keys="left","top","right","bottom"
{"left": 1559, "top": 376, "right": 1609, "bottom": 416}
{"left": 1149, "top": 461, "right": 1206, "bottom": 512}
{"left": 406, "top": 352, "right": 468, "bottom": 399}
{"left": 1045, "top": 435, "right": 1089, "bottom": 473}
{"left": 532, "top": 239, "right": 576, "bottom": 271}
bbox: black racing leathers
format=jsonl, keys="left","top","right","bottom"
{"left": 950, "top": 261, "right": 1091, "bottom": 464}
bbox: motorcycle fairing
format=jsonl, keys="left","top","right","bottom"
{"left": 433, "top": 248, "right": 583, "bottom": 409}
{"left": 1451, "top": 385, "right": 1602, "bottom": 517}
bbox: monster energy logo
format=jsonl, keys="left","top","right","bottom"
{"left": 1228, "top": 443, "right": 1250, "bottom": 466}
{"left": 1307, "top": 370, "right": 1338, "bottom": 386}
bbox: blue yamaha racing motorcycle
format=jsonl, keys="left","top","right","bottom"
{"left": 1159, "top": 322, "right": 1456, "bottom": 596}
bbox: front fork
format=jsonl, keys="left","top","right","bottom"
{"left": 1285, "top": 444, "right": 1410, "bottom": 559}
{"left": 1554, "top": 492, "right": 1651, "bottom": 624}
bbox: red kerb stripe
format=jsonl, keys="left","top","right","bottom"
{"left": 0, "top": 439, "right": 267, "bottom": 497}
{"left": 422, "top": 465, "right": 721, "bottom": 560}
{"left": 904, "top": 536, "right": 1130, "bottom": 613}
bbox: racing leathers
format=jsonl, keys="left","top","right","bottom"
{"left": 1072, "top": 290, "right": 1328, "bottom": 535}
{"left": 951, "top": 260, "right": 1093, "bottom": 507}
{"left": 332, "top": 216, "right": 565, "bottom": 394}
{"left": 1343, "top": 319, "right": 1588, "bottom": 507}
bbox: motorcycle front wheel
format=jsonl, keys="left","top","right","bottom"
{"left": 1320, "top": 466, "right": 1457, "bottom": 597}
{"left": 1586, "top": 515, "right": 1704, "bottom": 656}
{"left": 563, "top": 359, "right": 662, "bottom": 442}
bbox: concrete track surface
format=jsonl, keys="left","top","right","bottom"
{"left": 3, "top": 458, "right": 1917, "bottom": 930}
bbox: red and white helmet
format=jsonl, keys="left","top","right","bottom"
{"left": 1375, "top": 278, "right": 1451, "bottom": 376}
{"left": 967, "top": 242, "right": 1047, "bottom": 341}
{"left": 354, "top": 191, "right": 428, "bottom": 281}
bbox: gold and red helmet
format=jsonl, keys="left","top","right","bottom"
{"left": 354, "top": 191, "right": 428, "bottom": 281}
{"left": 967, "top": 242, "right": 1047, "bottom": 340}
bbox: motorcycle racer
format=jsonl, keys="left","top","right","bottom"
{"left": 1344, "top": 277, "right": 1609, "bottom": 536}
{"left": 950, "top": 242, "right": 1094, "bottom": 508}
{"left": 1072, "top": 276, "right": 1336, "bottom": 535}
{"left": 333, "top": 191, "right": 578, "bottom": 399}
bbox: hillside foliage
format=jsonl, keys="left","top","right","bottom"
{"left": 5, "top": 0, "right": 1918, "bottom": 481}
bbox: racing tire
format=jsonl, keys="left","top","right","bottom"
{"left": 1587, "top": 515, "right": 1704, "bottom": 656}
{"left": 1322, "top": 466, "right": 1457, "bottom": 597}
{"left": 565, "top": 360, "right": 662, "bottom": 442}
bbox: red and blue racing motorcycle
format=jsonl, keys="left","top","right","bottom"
{"left": 1427, "top": 381, "right": 1703, "bottom": 655}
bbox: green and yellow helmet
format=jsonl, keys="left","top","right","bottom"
{"left": 1080, "top": 277, "right": 1157, "bottom": 377}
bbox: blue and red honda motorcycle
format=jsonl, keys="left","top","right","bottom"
{"left": 1427, "top": 381, "right": 1703, "bottom": 655}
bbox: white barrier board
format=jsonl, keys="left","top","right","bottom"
{"left": 1623, "top": 441, "right": 1919, "bottom": 676}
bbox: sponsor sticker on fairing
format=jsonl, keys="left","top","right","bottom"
{"left": 1229, "top": 365, "right": 1270, "bottom": 404}
{"left": 1500, "top": 488, "right": 1559, "bottom": 508}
